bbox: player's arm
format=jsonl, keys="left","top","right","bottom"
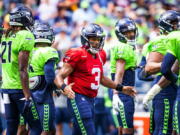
{"left": 161, "top": 53, "right": 178, "bottom": 83}
{"left": 100, "top": 75, "right": 136, "bottom": 97}
{"left": 137, "top": 56, "right": 154, "bottom": 81}
{"left": 114, "top": 59, "right": 125, "bottom": 85}
{"left": 145, "top": 52, "right": 163, "bottom": 75}
{"left": 18, "top": 51, "right": 31, "bottom": 100}
{"left": 143, "top": 55, "right": 178, "bottom": 106}
{"left": 113, "top": 59, "right": 136, "bottom": 95}
{"left": 44, "top": 59, "right": 56, "bottom": 84}
{"left": 171, "top": 60, "right": 179, "bottom": 74}
{"left": 157, "top": 60, "right": 179, "bottom": 87}
{"left": 54, "top": 63, "right": 75, "bottom": 99}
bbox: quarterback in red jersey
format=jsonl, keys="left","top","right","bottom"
{"left": 63, "top": 47, "right": 106, "bottom": 98}
{"left": 55, "top": 23, "right": 136, "bottom": 135}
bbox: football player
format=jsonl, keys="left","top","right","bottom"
{"left": 0, "top": 5, "right": 41, "bottom": 135}
{"left": 54, "top": 23, "right": 136, "bottom": 135}
{"left": 29, "top": 22, "right": 74, "bottom": 135}
{"left": 0, "top": 21, "right": 4, "bottom": 135}
{"left": 111, "top": 18, "right": 138, "bottom": 135}
{"left": 142, "top": 10, "right": 179, "bottom": 135}
{"left": 160, "top": 25, "right": 180, "bottom": 135}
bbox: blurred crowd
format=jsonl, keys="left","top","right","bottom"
{"left": 0, "top": 0, "right": 180, "bottom": 59}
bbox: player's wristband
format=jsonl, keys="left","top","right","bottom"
{"left": 60, "top": 83, "right": 67, "bottom": 91}
{"left": 116, "top": 84, "right": 123, "bottom": 92}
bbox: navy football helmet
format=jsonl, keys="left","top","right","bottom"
{"left": 33, "top": 22, "right": 54, "bottom": 45}
{"left": 81, "top": 23, "right": 105, "bottom": 54}
{"left": 158, "top": 10, "right": 180, "bottom": 33}
{"left": 115, "top": 18, "right": 138, "bottom": 46}
{"left": 9, "top": 5, "right": 34, "bottom": 30}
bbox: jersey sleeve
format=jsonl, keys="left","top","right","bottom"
{"left": 63, "top": 49, "right": 81, "bottom": 68}
{"left": 151, "top": 39, "right": 166, "bottom": 55}
{"left": 115, "top": 45, "right": 128, "bottom": 61}
{"left": 19, "top": 31, "right": 35, "bottom": 52}
{"left": 43, "top": 48, "right": 59, "bottom": 64}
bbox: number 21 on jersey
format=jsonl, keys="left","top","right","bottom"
{"left": 91, "top": 67, "right": 101, "bottom": 90}
{"left": 1, "top": 41, "right": 12, "bottom": 63}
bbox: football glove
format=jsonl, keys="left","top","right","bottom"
{"left": 143, "top": 84, "right": 162, "bottom": 109}
{"left": 112, "top": 94, "right": 123, "bottom": 115}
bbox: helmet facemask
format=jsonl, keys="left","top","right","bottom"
{"left": 116, "top": 25, "right": 138, "bottom": 47}
{"left": 122, "top": 29, "right": 137, "bottom": 47}
{"left": 87, "top": 36, "right": 105, "bottom": 54}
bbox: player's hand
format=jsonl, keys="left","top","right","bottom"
{"left": 143, "top": 84, "right": 162, "bottom": 109}
{"left": 22, "top": 97, "right": 33, "bottom": 116}
{"left": 112, "top": 107, "right": 118, "bottom": 115}
{"left": 62, "top": 83, "right": 75, "bottom": 99}
{"left": 54, "top": 90, "right": 61, "bottom": 97}
{"left": 112, "top": 94, "right": 123, "bottom": 115}
{"left": 122, "top": 86, "right": 137, "bottom": 97}
{"left": 142, "top": 97, "right": 149, "bottom": 110}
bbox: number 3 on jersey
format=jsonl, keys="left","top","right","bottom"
{"left": 1, "top": 41, "right": 12, "bottom": 63}
{"left": 91, "top": 67, "right": 101, "bottom": 90}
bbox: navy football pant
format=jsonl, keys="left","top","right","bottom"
{"left": 1, "top": 93, "right": 41, "bottom": 135}
{"left": 111, "top": 72, "right": 135, "bottom": 129}
{"left": 67, "top": 93, "right": 95, "bottom": 135}
{"left": 116, "top": 94, "right": 134, "bottom": 128}
{"left": 150, "top": 98, "right": 175, "bottom": 135}
{"left": 0, "top": 116, "right": 2, "bottom": 134}
{"left": 173, "top": 100, "right": 180, "bottom": 134}
{"left": 35, "top": 103, "right": 56, "bottom": 131}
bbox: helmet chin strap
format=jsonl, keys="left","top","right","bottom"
{"left": 88, "top": 46, "right": 99, "bottom": 54}
{"left": 127, "top": 39, "right": 137, "bottom": 50}
{"left": 25, "top": 26, "right": 33, "bottom": 32}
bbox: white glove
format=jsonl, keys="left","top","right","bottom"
{"left": 112, "top": 94, "right": 123, "bottom": 115}
{"left": 143, "top": 84, "right": 162, "bottom": 108}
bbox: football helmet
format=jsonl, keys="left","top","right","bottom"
{"left": 9, "top": 5, "right": 34, "bottom": 30}
{"left": 158, "top": 10, "right": 180, "bottom": 33}
{"left": 33, "top": 22, "right": 54, "bottom": 45}
{"left": 81, "top": 23, "right": 105, "bottom": 54}
{"left": 115, "top": 18, "right": 138, "bottom": 46}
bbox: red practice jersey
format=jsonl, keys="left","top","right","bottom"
{"left": 63, "top": 47, "right": 106, "bottom": 98}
